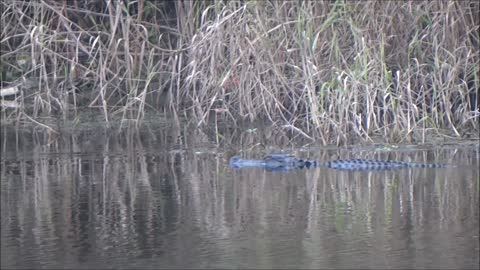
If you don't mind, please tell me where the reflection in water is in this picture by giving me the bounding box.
[1,126,479,269]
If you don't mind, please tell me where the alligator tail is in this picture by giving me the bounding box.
[322,159,448,170]
[407,162,448,168]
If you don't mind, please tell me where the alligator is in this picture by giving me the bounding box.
[229,154,448,171]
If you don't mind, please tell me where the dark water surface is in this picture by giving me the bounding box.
[1,125,479,269]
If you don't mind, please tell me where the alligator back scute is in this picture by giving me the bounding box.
[296,159,320,169]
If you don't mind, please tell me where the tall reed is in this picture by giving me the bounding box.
[1,0,478,144]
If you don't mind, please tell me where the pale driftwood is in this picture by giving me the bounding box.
[0,85,19,97]
[0,100,21,108]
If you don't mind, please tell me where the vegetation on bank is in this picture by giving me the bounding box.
[1,0,479,144]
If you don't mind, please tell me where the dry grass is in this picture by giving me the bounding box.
[1,0,478,144]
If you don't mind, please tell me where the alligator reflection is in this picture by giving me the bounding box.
[1,126,478,269]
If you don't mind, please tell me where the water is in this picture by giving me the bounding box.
[1,125,479,269]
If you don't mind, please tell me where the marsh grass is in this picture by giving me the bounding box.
[1,0,478,144]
